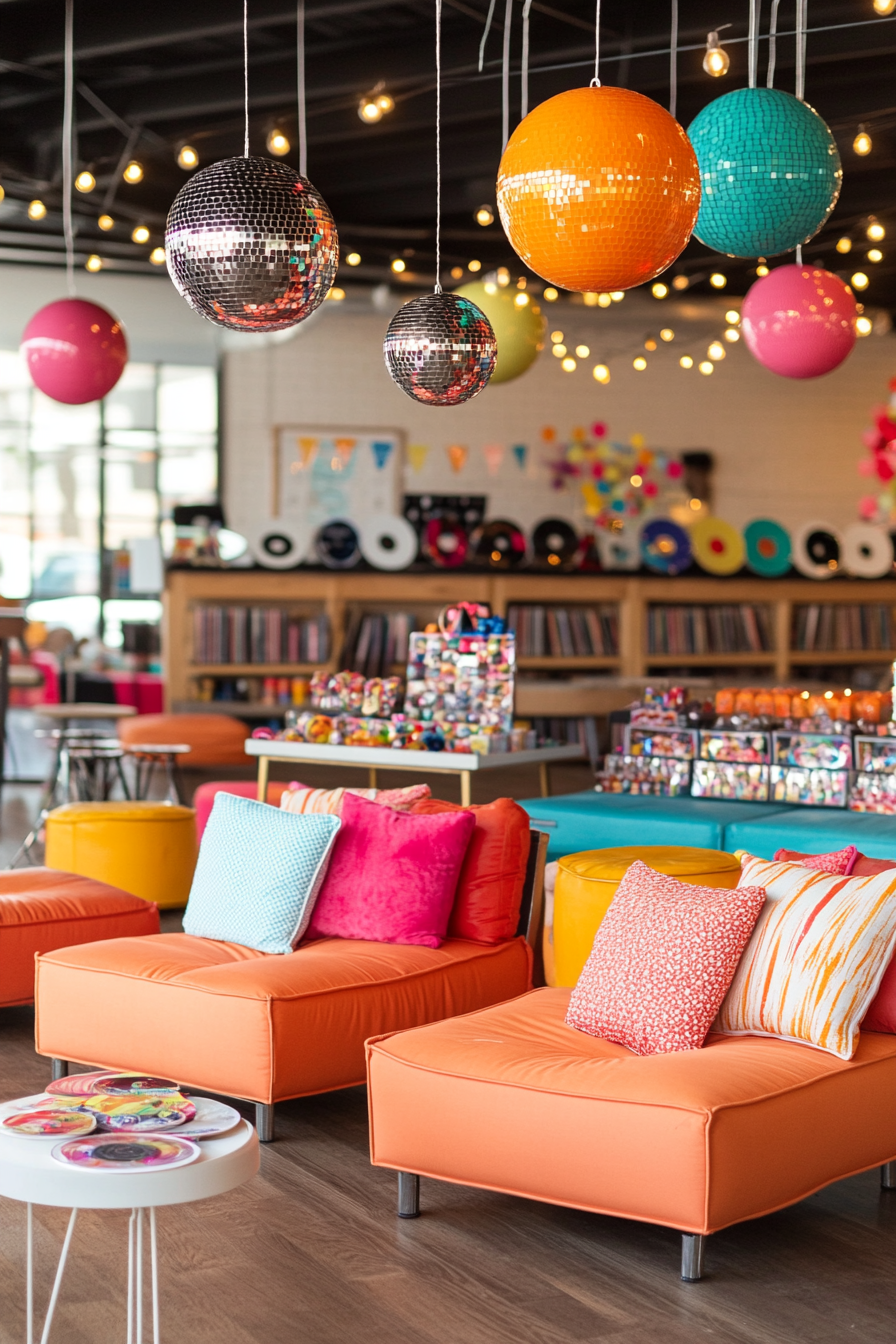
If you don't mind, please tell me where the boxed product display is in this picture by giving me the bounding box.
[771,765,850,808]
[849,733,896,813]
[623,727,697,759]
[594,754,691,797]
[772,730,853,771]
[699,730,771,763]
[404,630,515,733]
[691,760,770,802]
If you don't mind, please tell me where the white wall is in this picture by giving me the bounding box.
[222,288,896,543]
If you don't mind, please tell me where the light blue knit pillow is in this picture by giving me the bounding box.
[183,792,341,954]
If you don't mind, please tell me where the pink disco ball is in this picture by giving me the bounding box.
[741,265,856,379]
[21,299,128,404]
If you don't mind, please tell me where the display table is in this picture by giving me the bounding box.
[245,739,585,807]
[0,1110,258,1344]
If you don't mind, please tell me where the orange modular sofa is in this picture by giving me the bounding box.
[367,988,896,1281]
[0,868,159,1007]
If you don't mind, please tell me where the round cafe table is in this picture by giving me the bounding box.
[0,1109,258,1344]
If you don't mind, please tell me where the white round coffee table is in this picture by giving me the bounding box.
[0,1113,258,1344]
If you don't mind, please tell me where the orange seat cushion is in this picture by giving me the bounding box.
[367,988,896,1236]
[0,868,159,1007]
[118,714,248,768]
[35,933,532,1105]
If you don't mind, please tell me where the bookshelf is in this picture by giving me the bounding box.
[163,569,896,714]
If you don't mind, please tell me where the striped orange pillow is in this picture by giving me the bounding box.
[717,855,896,1059]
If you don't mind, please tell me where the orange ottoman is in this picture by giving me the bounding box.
[367,988,896,1280]
[0,868,159,1007]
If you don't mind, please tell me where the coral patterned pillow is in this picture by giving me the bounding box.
[773,845,857,875]
[717,855,896,1059]
[280,783,430,816]
[566,860,766,1056]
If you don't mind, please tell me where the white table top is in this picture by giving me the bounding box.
[0,1113,258,1210]
[244,738,584,772]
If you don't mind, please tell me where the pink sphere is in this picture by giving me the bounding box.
[21,299,128,404]
[741,265,856,379]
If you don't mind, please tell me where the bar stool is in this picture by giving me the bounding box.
[123,743,191,803]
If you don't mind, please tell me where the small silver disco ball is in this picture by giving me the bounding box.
[165,156,338,332]
[383,292,496,405]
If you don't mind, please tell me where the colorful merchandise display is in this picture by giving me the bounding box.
[3,1110,97,1138]
[692,760,770,802]
[624,728,697,760]
[405,630,515,735]
[594,754,691,797]
[741,266,857,379]
[851,733,896,814]
[52,1134,201,1170]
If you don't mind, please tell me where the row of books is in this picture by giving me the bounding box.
[646,604,772,656]
[192,605,330,665]
[505,605,619,657]
[340,611,416,679]
[791,603,896,652]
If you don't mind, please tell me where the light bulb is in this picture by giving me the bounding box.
[869,248,884,263]
[708,341,725,360]
[856,315,873,336]
[131,225,150,244]
[98,214,114,231]
[267,129,290,156]
[326,286,346,301]
[149,247,166,265]
[724,327,740,342]
[854,127,873,156]
[689,498,703,511]
[709,272,727,288]
[177,144,199,170]
[516,276,527,289]
[703,32,730,77]
[633,356,647,371]
[550,330,564,342]
[575,343,590,357]
[725,309,740,324]
[552,344,567,357]
[27,200,46,220]
[391,258,406,273]
[358,99,382,123]
[468,259,481,272]
[0,184,4,203]
[836,237,853,254]
[515,292,530,307]
[75,170,95,193]
[450,266,463,280]
[651,282,668,299]
[593,364,610,383]
[123,160,143,184]
[85,254,103,272]
[610,291,624,302]
[867,220,886,241]
[597,293,612,307]
[544,287,558,301]
[561,357,577,372]
[346,252,361,267]
[671,274,689,290]
[644,338,657,351]
[376,93,394,114]
[660,328,674,342]
[680,355,694,369]
[582,293,599,307]
[852,271,870,289]
[698,360,714,375]
[497,267,510,287]
[484,281,497,295]
[631,474,643,487]
[756,262,770,276]
[874,0,896,14]
[475,206,494,226]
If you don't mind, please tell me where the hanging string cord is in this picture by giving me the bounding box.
[501,0,512,148]
[767,0,781,87]
[796,0,807,101]
[62,0,75,296]
[297,0,307,175]
[669,0,678,118]
[591,0,601,86]
[521,0,533,119]
[748,0,760,88]
[478,0,497,72]
[435,0,442,292]
[243,0,250,155]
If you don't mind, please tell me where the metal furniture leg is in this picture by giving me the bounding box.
[127,1209,135,1344]
[27,1203,33,1344]
[136,1209,143,1344]
[881,1162,896,1189]
[150,1208,160,1344]
[680,1232,704,1282]
[38,1207,78,1344]
[50,1060,68,1082]
[397,1172,420,1219]
[255,1103,274,1143]
[164,757,182,804]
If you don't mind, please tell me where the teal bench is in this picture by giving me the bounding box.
[725,809,896,861]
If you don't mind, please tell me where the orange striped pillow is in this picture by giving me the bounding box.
[717,855,896,1059]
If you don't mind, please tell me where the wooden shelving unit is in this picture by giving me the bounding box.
[163,569,896,715]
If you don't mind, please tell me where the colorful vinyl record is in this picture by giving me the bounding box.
[640,518,693,575]
[315,518,361,569]
[247,518,310,570]
[174,1097,242,1139]
[423,516,468,567]
[531,518,579,570]
[690,516,746,576]
[97,1075,182,1097]
[792,520,841,579]
[47,1071,120,1098]
[744,519,792,577]
[83,1096,196,1132]
[3,1110,96,1138]
[841,523,893,579]
[52,1134,201,1170]
[357,513,418,571]
[471,519,527,569]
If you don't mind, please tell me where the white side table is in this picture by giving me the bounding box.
[0,1116,259,1344]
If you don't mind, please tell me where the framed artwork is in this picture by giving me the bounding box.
[273,425,404,535]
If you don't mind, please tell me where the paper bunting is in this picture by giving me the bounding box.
[334,437,356,468]
[483,443,504,476]
[512,444,527,469]
[371,440,393,470]
[407,443,429,473]
[293,436,318,472]
[446,443,468,474]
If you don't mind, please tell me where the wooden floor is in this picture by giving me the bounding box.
[1,784,895,1342]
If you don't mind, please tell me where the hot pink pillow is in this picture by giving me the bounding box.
[307,792,475,948]
[566,860,766,1056]
[773,845,857,875]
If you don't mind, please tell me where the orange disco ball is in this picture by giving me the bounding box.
[497,86,700,292]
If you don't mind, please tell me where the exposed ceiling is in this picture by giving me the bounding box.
[0,0,894,305]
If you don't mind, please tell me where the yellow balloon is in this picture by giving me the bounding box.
[454,281,546,384]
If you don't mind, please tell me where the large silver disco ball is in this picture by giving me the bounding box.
[165,156,338,332]
[383,292,496,405]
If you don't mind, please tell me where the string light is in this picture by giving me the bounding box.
[98,214,114,231]
[550,330,564,342]
[358,96,382,123]
[0,185,5,203]
[672,275,689,291]
[651,282,668,298]
[74,170,95,193]
[680,355,694,368]
[869,248,884,263]
[391,258,406,273]
[703,29,730,77]
[376,92,394,114]
[836,237,853,254]
[85,254,102,272]
[266,129,290,156]
[873,1,896,15]
[131,225,150,244]
[552,343,567,357]
[725,309,740,324]
[516,276,527,289]
[630,474,643,487]
[633,356,647,371]
[544,287,558,301]
[561,356,576,371]
[450,266,463,279]
[610,291,624,302]
[582,293,599,307]
[852,271,870,289]
[575,343,590,357]
[28,200,46,220]
[593,364,610,383]
[597,293,612,307]
[346,252,361,266]
[660,328,675,341]
[177,144,199,170]
[644,338,658,351]
[756,260,770,276]
[326,286,346,301]
[854,126,873,156]
[867,219,886,241]
[698,360,714,374]
[475,206,494,226]
[856,315,873,336]
[484,281,497,295]
[149,247,166,265]
[689,498,703,510]
[724,326,740,342]
[708,341,725,360]
[709,272,727,288]
[468,259,481,272]
[123,160,143,184]
[496,267,510,287]
[515,292,530,307]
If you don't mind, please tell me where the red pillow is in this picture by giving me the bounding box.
[773,845,857,875]
[774,847,895,878]
[307,792,475,948]
[411,797,530,942]
[566,860,766,1056]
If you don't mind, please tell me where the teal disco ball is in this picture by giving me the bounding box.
[688,87,841,258]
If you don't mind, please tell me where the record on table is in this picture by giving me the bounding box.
[314,518,361,569]
[640,518,693,575]
[3,1110,97,1138]
[83,1096,196,1133]
[96,1075,182,1097]
[173,1097,242,1139]
[423,516,468,567]
[744,519,792,577]
[52,1134,201,1171]
[471,519,527,569]
[47,1071,120,1098]
[531,518,579,570]
[792,521,842,579]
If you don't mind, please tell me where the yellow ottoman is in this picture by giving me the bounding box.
[45,802,197,909]
[552,846,742,988]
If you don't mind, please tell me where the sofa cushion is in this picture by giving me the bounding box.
[366,987,896,1235]
[193,781,291,840]
[773,844,858,875]
[34,931,532,1103]
[281,783,430,816]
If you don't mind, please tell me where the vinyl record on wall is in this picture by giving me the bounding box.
[792,520,842,579]
[531,518,579,570]
[744,519,792,577]
[315,518,361,569]
[246,518,310,569]
[358,513,418,571]
[471,519,527,569]
[689,516,746,576]
[841,523,894,578]
[639,518,693,575]
[423,516,469,567]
